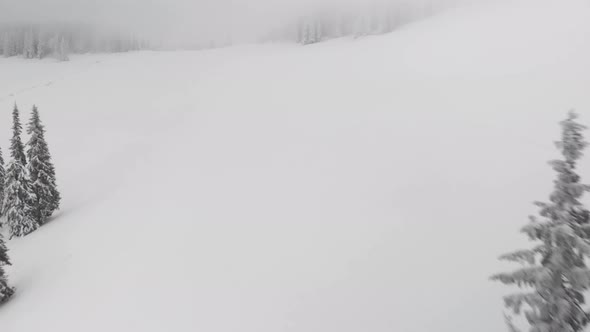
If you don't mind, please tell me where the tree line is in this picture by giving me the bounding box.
[0,104,61,303]
[262,1,443,45]
[0,23,150,61]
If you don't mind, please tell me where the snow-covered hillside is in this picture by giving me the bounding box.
[1,0,590,331]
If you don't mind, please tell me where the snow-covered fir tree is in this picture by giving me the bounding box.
[36,35,48,59]
[2,159,38,238]
[22,30,31,58]
[23,29,37,59]
[10,104,27,166]
[2,32,17,57]
[0,233,14,303]
[26,106,61,223]
[491,111,590,332]
[3,105,37,238]
[0,147,5,218]
[57,36,69,61]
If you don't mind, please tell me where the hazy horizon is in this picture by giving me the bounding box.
[0,0,489,47]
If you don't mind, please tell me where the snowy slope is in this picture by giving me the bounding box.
[1,0,590,331]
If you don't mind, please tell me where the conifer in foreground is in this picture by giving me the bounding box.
[491,111,590,332]
[26,106,61,223]
[0,234,14,303]
[2,160,38,238]
[0,147,5,218]
[3,104,37,237]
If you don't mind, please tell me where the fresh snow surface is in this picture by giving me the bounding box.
[2,0,590,331]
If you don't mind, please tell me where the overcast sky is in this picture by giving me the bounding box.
[0,0,483,47]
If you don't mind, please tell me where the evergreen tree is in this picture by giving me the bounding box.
[2,159,37,238]
[492,111,590,332]
[314,20,322,43]
[3,104,37,237]
[0,234,14,303]
[26,106,61,223]
[57,36,69,61]
[302,21,311,45]
[36,36,47,59]
[10,104,27,166]
[0,147,5,218]
[22,29,36,59]
[2,32,16,57]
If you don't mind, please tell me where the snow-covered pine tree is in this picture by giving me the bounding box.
[2,32,9,57]
[23,29,35,59]
[314,19,322,43]
[36,36,47,59]
[2,159,38,238]
[57,36,69,61]
[0,233,14,303]
[3,105,37,237]
[26,106,61,223]
[298,18,309,45]
[2,32,16,57]
[29,29,37,59]
[0,147,5,218]
[22,31,29,58]
[491,110,590,332]
[10,104,27,166]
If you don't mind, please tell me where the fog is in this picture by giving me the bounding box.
[0,0,487,47]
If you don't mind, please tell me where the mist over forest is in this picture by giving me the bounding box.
[0,0,492,53]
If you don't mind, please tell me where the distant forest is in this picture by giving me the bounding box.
[263,1,444,44]
[0,23,150,61]
[0,2,445,59]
